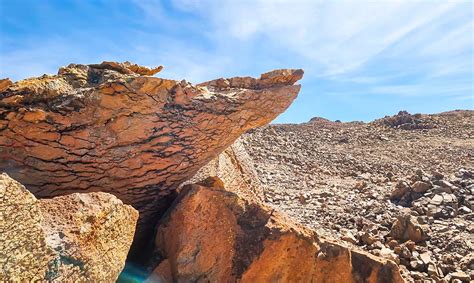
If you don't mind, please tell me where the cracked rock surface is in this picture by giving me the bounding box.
[0,61,303,249]
[0,173,138,281]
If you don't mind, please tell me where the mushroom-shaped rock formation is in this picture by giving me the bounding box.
[0,62,303,253]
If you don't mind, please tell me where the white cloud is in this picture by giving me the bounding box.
[369,83,472,97]
[171,0,471,78]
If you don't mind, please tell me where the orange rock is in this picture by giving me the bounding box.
[390,211,430,243]
[88,61,163,76]
[0,78,12,92]
[0,173,138,282]
[148,177,404,283]
[126,63,163,76]
[22,110,47,123]
[28,144,65,161]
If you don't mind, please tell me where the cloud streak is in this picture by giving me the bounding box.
[171,0,472,78]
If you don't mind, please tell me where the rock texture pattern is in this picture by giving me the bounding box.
[147,177,404,283]
[0,173,55,281]
[0,173,138,281]
[0,61,303,245]
[186,139,264,201]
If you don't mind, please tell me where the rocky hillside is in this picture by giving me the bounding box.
[235,110,473,282]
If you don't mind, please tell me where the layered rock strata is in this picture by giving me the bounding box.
[0,62,303,247]
[186,139,264,200]
[0,173,138,281]
[147,177,404,283]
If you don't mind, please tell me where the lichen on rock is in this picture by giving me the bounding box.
[0,173,56,281]
[0,173,138,281]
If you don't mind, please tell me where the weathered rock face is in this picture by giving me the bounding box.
[0,173,55,281]
[147,177,404,283]
[0,61,303,248]
[0,173,138,281]
[186,139,264,201]
[39,191,139,281]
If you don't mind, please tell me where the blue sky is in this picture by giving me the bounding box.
[1,0,473,123]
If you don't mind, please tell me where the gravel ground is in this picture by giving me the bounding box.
[241,110,474,282]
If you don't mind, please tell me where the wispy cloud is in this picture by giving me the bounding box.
[369,83,472,97]
[171,0,472,77]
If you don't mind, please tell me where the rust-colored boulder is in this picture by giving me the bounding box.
[0,62,303,246]
[0,78,12,92]
[147,177,404,283]
[0,173,138,281]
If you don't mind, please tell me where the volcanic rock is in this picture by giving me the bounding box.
[391,180,410,200]
[450,271,471,282]
[147,177,404,283]
[390,212,430,243]
[341,232,358,245]
[377,110,436,130]
[392,170,473,221]
[412,181,432,193]
[0,61,303,249]
[0,173,138,281]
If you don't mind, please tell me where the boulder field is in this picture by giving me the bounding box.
[229,110,473,282]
